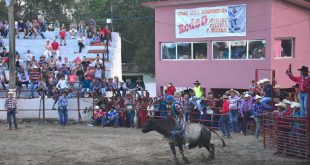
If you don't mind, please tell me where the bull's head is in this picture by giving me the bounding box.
[142,119,155,133]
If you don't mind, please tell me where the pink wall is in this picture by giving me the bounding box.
[271,0,310,88]
[154,0,276,94]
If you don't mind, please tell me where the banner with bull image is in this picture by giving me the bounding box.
[176,4,246,38]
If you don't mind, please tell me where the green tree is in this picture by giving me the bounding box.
[74,0,155,73]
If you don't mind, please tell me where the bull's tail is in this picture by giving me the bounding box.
[209,128,226,147]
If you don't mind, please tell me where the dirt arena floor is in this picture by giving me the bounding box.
[0,121,309,165]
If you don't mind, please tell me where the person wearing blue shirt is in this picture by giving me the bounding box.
[260,78,273,108]
[81,79,91,96]
[103,107,119,128]
[58,90,69,126]
[158,97,168,117]
[252,95,272,139]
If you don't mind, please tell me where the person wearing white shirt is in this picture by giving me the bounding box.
[44,39,53,58]
[56,76,69,90]
[94,66,102,80]
[56,56,64,68]
[26,50,33,69]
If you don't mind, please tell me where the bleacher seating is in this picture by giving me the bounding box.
[1,31,114,78]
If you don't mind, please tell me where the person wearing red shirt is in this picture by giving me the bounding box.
[286,65,310,117]
[51,39,60,58]
[218,95,230,137]
[165,82,176,96]
[59,28,66,46]
[99,25,110,42]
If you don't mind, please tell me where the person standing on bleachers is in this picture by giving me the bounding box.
[26,50,33,69]
[54,19,61,39]
[29,66,41,98]
[77,35,85,53]
[70,19,78,39]
[59,27,66,46]
[78,20,86,36]
[44,39,53,58]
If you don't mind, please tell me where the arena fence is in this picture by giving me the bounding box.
[262,113,310,159]
[0,89,256,131]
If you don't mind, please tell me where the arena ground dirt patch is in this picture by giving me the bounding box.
[0,122,309,165]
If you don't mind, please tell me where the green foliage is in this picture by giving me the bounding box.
[74,0,155,73]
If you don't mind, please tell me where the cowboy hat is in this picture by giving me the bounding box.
[261,78,270,83]
[282,99,292,105]
[257,79,263,85]
[94,106,100,110]
[7,91,14,95]
[193,80,201,85]
[31,65,39,69]
[229,89,240,96]
[298,66,309,73]
[275,102,287,108]
[254,95,262,100]
[244,93,251,98]
[222,95,229,99]
[290,102,300,109]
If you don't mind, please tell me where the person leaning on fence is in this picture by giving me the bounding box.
[29,66,41,98]
[58,90,69,127]
[251,95,272,140]
[5,91,18,130]
[286,65,310,117]
[218,95,230,138]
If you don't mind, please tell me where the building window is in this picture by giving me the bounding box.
[231,41,246,59]
[162,43,176,59]
[177,43,191,59]
[248,40,266,59]
[213,40,266,60]
[193,43,208,59]
[212,41,229,59]
[274,38,294,58]
[161,42,207,60]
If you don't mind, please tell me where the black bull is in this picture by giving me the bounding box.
[142,118,225,163]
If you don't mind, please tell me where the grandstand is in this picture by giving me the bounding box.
[1,31,123,79]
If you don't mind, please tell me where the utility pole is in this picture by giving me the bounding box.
[111,0,113,32]
[7,0,16,92]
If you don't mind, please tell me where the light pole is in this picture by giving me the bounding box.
[6,0,16,93]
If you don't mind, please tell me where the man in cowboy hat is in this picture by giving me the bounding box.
[260,78,273,108]
[228,89,240,134]
[57,90,69,126]
[287,65,310,117]
[240,93,253,136]
[191,80,204,112]
[218,95,230,138]
[4,91,18,130]
[252,95,272,140]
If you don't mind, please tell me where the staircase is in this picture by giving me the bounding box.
[1,32,122,79]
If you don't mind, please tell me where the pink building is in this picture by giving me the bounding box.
[143,0,310,95]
